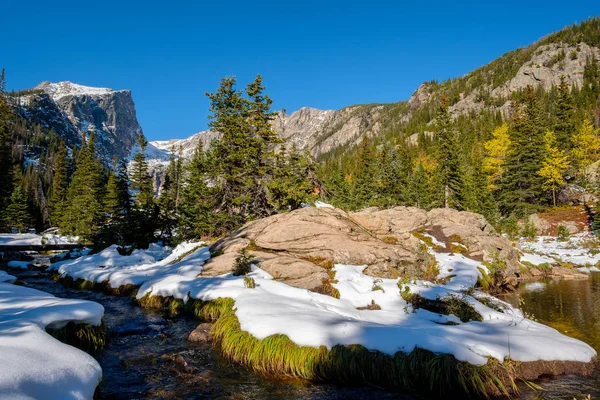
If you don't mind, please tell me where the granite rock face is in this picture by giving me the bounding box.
[16,81,145,164]
[204,206,521,290]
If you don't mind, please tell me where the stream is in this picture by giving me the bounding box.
[5,256,600,399]
[9,257,411,400]
[500,272,600,399]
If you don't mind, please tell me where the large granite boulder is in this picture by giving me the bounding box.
[204,206,520,290]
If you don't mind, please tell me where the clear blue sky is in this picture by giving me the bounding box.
[1,1,599,141]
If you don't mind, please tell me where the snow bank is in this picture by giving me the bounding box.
[0,282,104,400]
[0,271,16,283]
[6,260,31,269]
[49,239,596,368]
[136,253,596,366]
[50,242,209,289]
[520,234,600,266]
[0,233,79,246]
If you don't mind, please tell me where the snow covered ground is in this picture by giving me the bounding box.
[0,233,80,246]
[519,233,600,271]
[0,274,104,400]
[48,241,596,367]
[50,242,208,289]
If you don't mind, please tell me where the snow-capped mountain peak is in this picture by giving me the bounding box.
[35,81,123,101]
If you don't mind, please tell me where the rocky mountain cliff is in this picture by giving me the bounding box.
[14,81,147,163]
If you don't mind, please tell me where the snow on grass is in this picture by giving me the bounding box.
[0,281,103,400]
[50,242,208,289]
[48,241,597,367]
[519,233,600,266]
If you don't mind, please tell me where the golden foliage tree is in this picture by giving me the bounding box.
[483,124,510,190]
[538,131,570,206]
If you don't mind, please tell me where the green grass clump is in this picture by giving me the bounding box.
[47,321,107,354]
[137,293,234,321]
[400,291,483,323]
[478,255,506,291]
[54,273,139,297]
[211,308,518,397]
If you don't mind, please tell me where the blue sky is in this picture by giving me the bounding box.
[1,1,599,141]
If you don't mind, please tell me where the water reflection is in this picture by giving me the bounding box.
[500,273,600,399]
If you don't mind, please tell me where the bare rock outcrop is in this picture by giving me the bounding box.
[204,206,521,290]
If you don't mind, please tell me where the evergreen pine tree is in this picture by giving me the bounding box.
[245,74,281,217]
[207,77,254,225]
[99,158,131,246]
[350,135,378,209]
[268,146,318,211]
[0,85,14,229]
[129,134,156,247]
[435,96,465,209]
[179,146,221,238]
[499,86,547,216]
[49,140,68,225]
[3,185,33,231]
[130,134,155,210]
[158,149,183,240]
[60,132,105,241]
[554,76,575,149]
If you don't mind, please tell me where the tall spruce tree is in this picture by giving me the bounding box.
[158,149,183,240]
[554,76,575,149]
[99,158,131,246]
[207,77,254,225]
[3,185,33,231]
[60,133,105,240]
[49,140,68,225]
[245,74,281,217]
[499,86,547,216]
[129,134,156,247]
[350,135,378,209]
[179,146,221,238]
[268,146,318,211]
[0,83,14,228]
[435,97,464,209]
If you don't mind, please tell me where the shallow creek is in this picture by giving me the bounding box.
[9,260,411,400]
[7,257,599,400]
[500,272,600,399]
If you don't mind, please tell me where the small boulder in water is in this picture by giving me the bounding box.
[188,323,213,343]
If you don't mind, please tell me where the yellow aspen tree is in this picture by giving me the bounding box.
[538,131,570,206]
[483,124,510,190]
[571,119,600,185]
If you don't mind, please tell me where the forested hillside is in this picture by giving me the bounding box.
[318,17,600,229]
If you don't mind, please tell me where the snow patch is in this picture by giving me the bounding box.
[0,282,104,400]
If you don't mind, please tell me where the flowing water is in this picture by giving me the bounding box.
[500,273,600,399]
[8,259,411,400]
[6,256,600,399]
